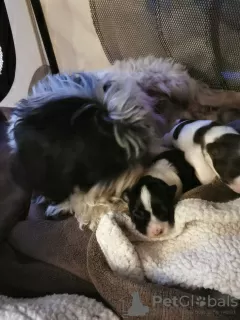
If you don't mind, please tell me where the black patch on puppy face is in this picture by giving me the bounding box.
[193,121,221,144]
[11,97,141,202]
[124,176,176,235]
[206,134,240,184]
[172,120,196,140]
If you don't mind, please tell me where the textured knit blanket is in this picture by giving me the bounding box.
[96,195,240,299]
[0,294,119,320]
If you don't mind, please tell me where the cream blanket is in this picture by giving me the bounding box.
[0,294,119,320]
[96,197,240,299]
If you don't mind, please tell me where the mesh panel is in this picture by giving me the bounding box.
[90,0,240,90]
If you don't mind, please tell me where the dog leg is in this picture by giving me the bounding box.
[195,87,240,109]
[45,200,73,220]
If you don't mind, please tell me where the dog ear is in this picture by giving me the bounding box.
[168,185,177,198]
[206,142,225,159]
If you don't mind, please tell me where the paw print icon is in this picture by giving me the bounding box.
[195,296,206,307]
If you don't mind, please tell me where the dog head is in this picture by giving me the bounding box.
[8,73,159,202]
[123,175,176,238]
[206,133,240,193]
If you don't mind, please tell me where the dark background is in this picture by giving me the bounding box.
[0,0,16,103]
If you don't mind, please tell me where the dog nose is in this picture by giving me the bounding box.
[147,222,169,238]
[153,227,163,236]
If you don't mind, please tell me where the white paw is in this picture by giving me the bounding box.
[45,201,72,217]
[89,218,100,231]
[33,195,47,205]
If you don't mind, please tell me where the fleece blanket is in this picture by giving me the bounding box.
[1,110,240,319]
[0,294,119,320]
[96,187,240,299]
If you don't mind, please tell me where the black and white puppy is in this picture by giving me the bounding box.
[163,119,240,193]
[123,149,200,238]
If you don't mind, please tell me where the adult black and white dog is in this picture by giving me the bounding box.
[163,119,240,193]
[123,149,200,238]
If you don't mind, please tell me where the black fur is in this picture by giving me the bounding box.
[124,149,200,235]
[10,97,147,203]
[193,121,221,144]
[172,119,196,140]
[124,175,176,235]
[153,149,201,193]
[206,133,240,184]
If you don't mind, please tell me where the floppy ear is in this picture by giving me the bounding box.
[168,185,177,198]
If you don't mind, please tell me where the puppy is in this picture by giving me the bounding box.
[123,149,200,238]
[163,119,240,193]
[8,72,163,227]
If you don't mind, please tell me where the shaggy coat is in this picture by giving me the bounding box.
[8,56,240,229]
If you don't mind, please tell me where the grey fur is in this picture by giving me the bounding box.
[8,71,161,160]
[9,56,220,230]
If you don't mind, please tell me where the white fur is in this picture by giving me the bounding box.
[163,120,218,184]
[141,186,171,237]
[7,56,219,229]
[45,200,72,217]
[140,186,152,213]
[140,162,181,238]
[147,159,183,197]
[203,125,238,145]
[8,72,159,161]
[228,176,240,194]
[103,56,198,103]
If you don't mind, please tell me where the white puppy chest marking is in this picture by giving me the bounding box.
[140,186,152,213]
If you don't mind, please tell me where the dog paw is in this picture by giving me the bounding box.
[32,195,47,205]
[45,201,72,220]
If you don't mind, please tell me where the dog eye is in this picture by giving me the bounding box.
[132,209,146,219]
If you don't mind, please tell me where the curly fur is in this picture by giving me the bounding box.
[9,56,240,230]
[8,71,162,228]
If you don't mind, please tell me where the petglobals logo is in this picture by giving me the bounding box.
[152,294,239,308]
[120,291,238,318]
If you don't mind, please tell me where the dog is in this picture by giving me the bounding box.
[8,56,240,230]
[163,119,240,193]
[123,149,200,238]
[8,72,164,229]
[102,56,240,124]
